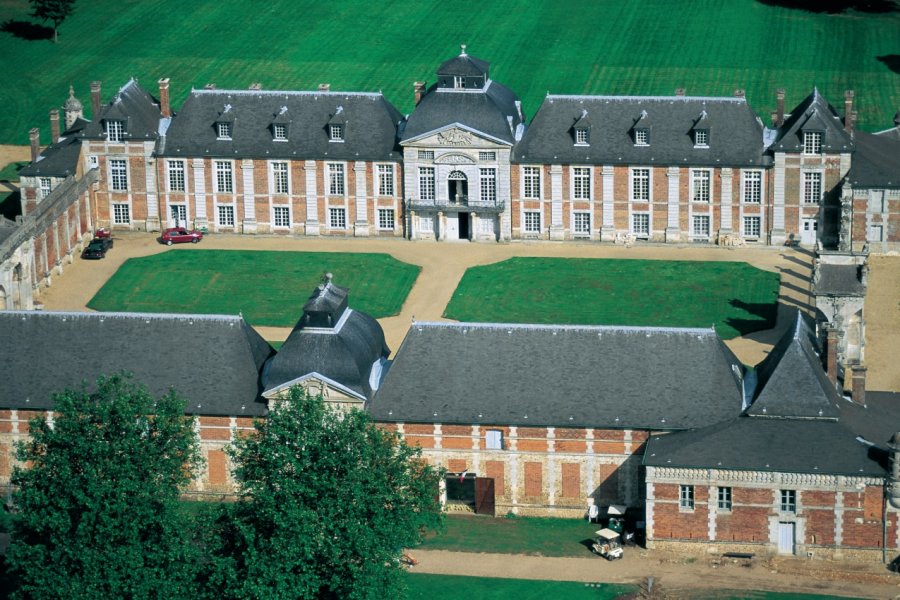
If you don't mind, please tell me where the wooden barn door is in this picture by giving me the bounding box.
[474,477,495,516]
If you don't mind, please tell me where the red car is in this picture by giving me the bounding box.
[160,227,203,245]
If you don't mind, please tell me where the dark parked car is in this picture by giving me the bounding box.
[81,237,113,260]
[160,227,203,245]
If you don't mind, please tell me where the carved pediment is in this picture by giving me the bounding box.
[434,152,476,165]
[437,128,474,146]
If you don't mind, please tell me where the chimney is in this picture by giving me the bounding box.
[49,109,60,144]
[675,88,685,97]
[850,364,867,405]
[249,82,262,91]
[843,90,854,132]
[825,326,839,387]
[90,81,102,119]
[158,78,171,118]
[414,81,427,105]
[318,83,330,92]
[733,89,746,99]
[29,128,40,162]
[775,88,785,127]
[204,83,216,90]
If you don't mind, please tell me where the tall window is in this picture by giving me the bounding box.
[524,211,541,233]
[523,166,541,199]
[634,128,649,146]
[803,172,822,204]
[217,122,232,140]
[327,163,345,196]
[329,124,344,141]
[377,164,394,196]
[680,485,695,510]
[377,208,395,230]
[480,168,496,203]
[694,129,709,147]
[717,487,732,511]
[453,76,465,89]
[272,161,289,194]
[632,213,650,236]
[692,214,710,237]
[418,167,435,201]
[217,205,235,226]
[105,120,124,142]
[743,216,761,238]
[803,131,822,155]
[215,161,233,194]
[573,212,591,235]
[573,167,591,200]
[112,203,130,224]
[742,170,761,203]
[110,159,128,191]
[273,124,287,141]
[167,160,186,192]
[273,206,290,228]
[692,169,711,203]
[780,489,796,513]
[39,178,52,199]
[328,207,346,229]
[631,168,650,201]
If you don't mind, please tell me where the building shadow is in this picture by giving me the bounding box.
[0,20,53,41]
[777,266,812,284]
[727,299,779,336]
[757,0,899,13]
[877,55,900,74]
[0,192,21,222]
[779,252,814,271]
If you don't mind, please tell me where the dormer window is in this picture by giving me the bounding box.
[575,128,589,146]
[803,131,822,155]
[329,124,344,142]
[217,122,232,140]
[453,76,465,89]
[694,129,709,147]
[273,123,288,141]
[635,128,649,146]
[572,109,591,146]
[105,120,125,142]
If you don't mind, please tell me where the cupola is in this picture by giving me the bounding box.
[436,45,490,90]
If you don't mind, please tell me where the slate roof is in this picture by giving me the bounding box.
[513,95,767,167]
[370,322,745,429]
[81,79,163,141]
[0,217,17,245]
[437,52,490,77]
[847,130,900,188]
[161,89,403,161]
[770,89,853,154]
[815,264,865,296]
[0,311,274,416]
[839,391,900,450]
[18,133,82,178]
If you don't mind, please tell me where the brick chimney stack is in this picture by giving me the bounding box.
[844,90,855,133]
[29,128,40,162]
[675,88,685,97]
[825,326,839,387]
[158,78,171,118]
[775,88,785,127]
[318,83,330,92]
[90,81,102,120]
[49,109,60,144]
[249,82,262,91]
[851,364,867,405]
[733,89,746,99]
[414,81,427,105]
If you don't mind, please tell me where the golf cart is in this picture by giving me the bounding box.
[592,528,624,560]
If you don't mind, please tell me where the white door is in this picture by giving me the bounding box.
[800,219,817,245]
[445,213,459,240]
[170,205,187,228]
[778,522,795,554]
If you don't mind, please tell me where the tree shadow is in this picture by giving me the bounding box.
[0,20,53,41]
[877,55,900,74]
[757,0,900,13]
[727,298,779,335]
[0,192,21,222]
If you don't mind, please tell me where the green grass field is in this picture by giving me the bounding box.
[0,0,897,145]
[406,574,633,599]
[443,258,780,339]
[86,250,419,327]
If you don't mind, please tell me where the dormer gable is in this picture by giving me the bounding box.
[771,88,853,154]
[692,110,710,147]
[572,109,591,146]
[271,106,291,141]
[301,273,349,328]
[632,110,651,146]
[327,106,347,142]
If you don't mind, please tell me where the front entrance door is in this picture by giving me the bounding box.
[800,218,817,245]
[448,171,468,205]
[445,473,476,511]
[170,205,187,228]
[474,477,495,516]
[458,212,470,240]
[778,522,795,554]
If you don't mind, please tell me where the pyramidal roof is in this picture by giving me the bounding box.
[770,88,853,153]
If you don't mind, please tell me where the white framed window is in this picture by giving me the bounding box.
[485,429,504,450]
[718,487,732,511]
[217,122,232,140]
[803,131,822,155]
[377,208,395,230]
[803,172,822,204]
[377,164,394,196]
[869,224,884,242]
[632,213,650,237]
[328,207,346,229]
[694,129,709,147]
[453,75,465,89]
[742,170,762,203]
[215,161,233,194]
[327,163,345,196]
[329,124,344,142]
[523,166,541,199]
[691,169,711,203]
[573,212,591,235]
[524,210,541,233]
[39,177,52,199]
[88,155,99,169]
[273,206,290,228]
[680,485,695,510]
[169,204,187,226]
[272,161,289,195]
[743,216,761,238]
[105,120,124,142]
[478,151,496,161]
[273,123,287,141]
[110,159,128,191]
[217,205,235,227]
[417,150,434,160]
[780,489,796,513]
[573,167,591,200]
[631,168,650,201]
[692,214,710,237]
[112,203,130,225]
[418,167,435,201]
[575,128,589,145]
[634,128,649,146]
[480,168,496,204]
[167,160,185,192]
[419,215,433,231]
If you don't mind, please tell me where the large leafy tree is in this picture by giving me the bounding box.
[28,0,75,43]
[6,374,203,599]
[208,388,443,599]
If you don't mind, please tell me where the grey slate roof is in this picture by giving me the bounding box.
[746,312,841,419]
[437,53,490,77]
[839,391,900,450]
[19,133,82,178]
[370,322,745,430]
[0,311,274,416]
[815,264,865,296]
[81,79,163,141]
[847,130,900,188]
[770,89,853,153]
[513,95,767,167]
[0,217,17,245]
[161,89,403,161]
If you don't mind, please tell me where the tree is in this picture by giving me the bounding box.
[29,0,76,43]
[6,374,203,599]
[207,388,443,599]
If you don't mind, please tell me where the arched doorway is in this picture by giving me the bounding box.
[448,171,468,205]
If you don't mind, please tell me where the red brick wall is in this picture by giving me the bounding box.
[561,462,580,498]
[524,462,542,498]
[485,460,505,496]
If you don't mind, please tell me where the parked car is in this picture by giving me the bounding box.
[81,237,113,260]
[94,227,111,239]
[160,227,203,245]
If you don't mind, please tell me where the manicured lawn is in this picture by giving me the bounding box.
[0,161,27,181]
[443,258,780,339]
[0,0,898,146]
[87,250,419,327]
[405,574,633,599]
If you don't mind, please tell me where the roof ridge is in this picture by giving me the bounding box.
[1,310,243,322]
[192,89,384,99]
[547,94,746,104]
[412,321,715,335]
